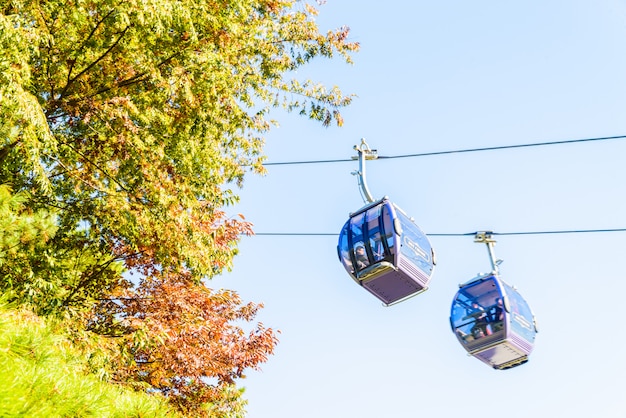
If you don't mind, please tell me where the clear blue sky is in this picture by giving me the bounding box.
[214,1,626,416]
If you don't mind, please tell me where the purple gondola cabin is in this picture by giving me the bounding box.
[337,197,436,306]
[450,273,538,370]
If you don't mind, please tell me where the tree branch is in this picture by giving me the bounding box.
[62,254,123,307]
[65,9,118,89]
[0,140,20,165]
[88,49,185,99]
[61,24,132,99]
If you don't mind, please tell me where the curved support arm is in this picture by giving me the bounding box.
[474,231,502,276]
[352,139,378,204]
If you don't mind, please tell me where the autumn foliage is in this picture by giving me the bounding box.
[113,275,278,415]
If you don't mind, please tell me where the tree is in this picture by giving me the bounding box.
[0,185,61,311]
[1,0,358,414]
[111,276,278,416]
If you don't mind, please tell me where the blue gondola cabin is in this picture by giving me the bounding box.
[450,273,538,370]
[337,197,436,306]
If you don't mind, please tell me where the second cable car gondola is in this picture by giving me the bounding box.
[449,232,538,370]
[336,140,435,306]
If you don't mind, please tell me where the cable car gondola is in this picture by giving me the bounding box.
[337,140,436,306]
[449,232,538,370]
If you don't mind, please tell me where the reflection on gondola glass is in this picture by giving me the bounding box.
[396,211,432,272]
[503,282,536,343]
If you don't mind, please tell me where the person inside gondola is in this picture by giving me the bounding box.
[369,237,384,261]
[355,245,369,270]
[490,298,505,332]
[470,301,492,338]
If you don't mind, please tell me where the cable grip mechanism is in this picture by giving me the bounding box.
[351,138,378,204]
[474,231,503,276]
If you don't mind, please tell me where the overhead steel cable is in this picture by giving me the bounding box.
[262,157,351,166]
[252,228,626,237]
[253,134,626,237]
[261,134,626,166]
